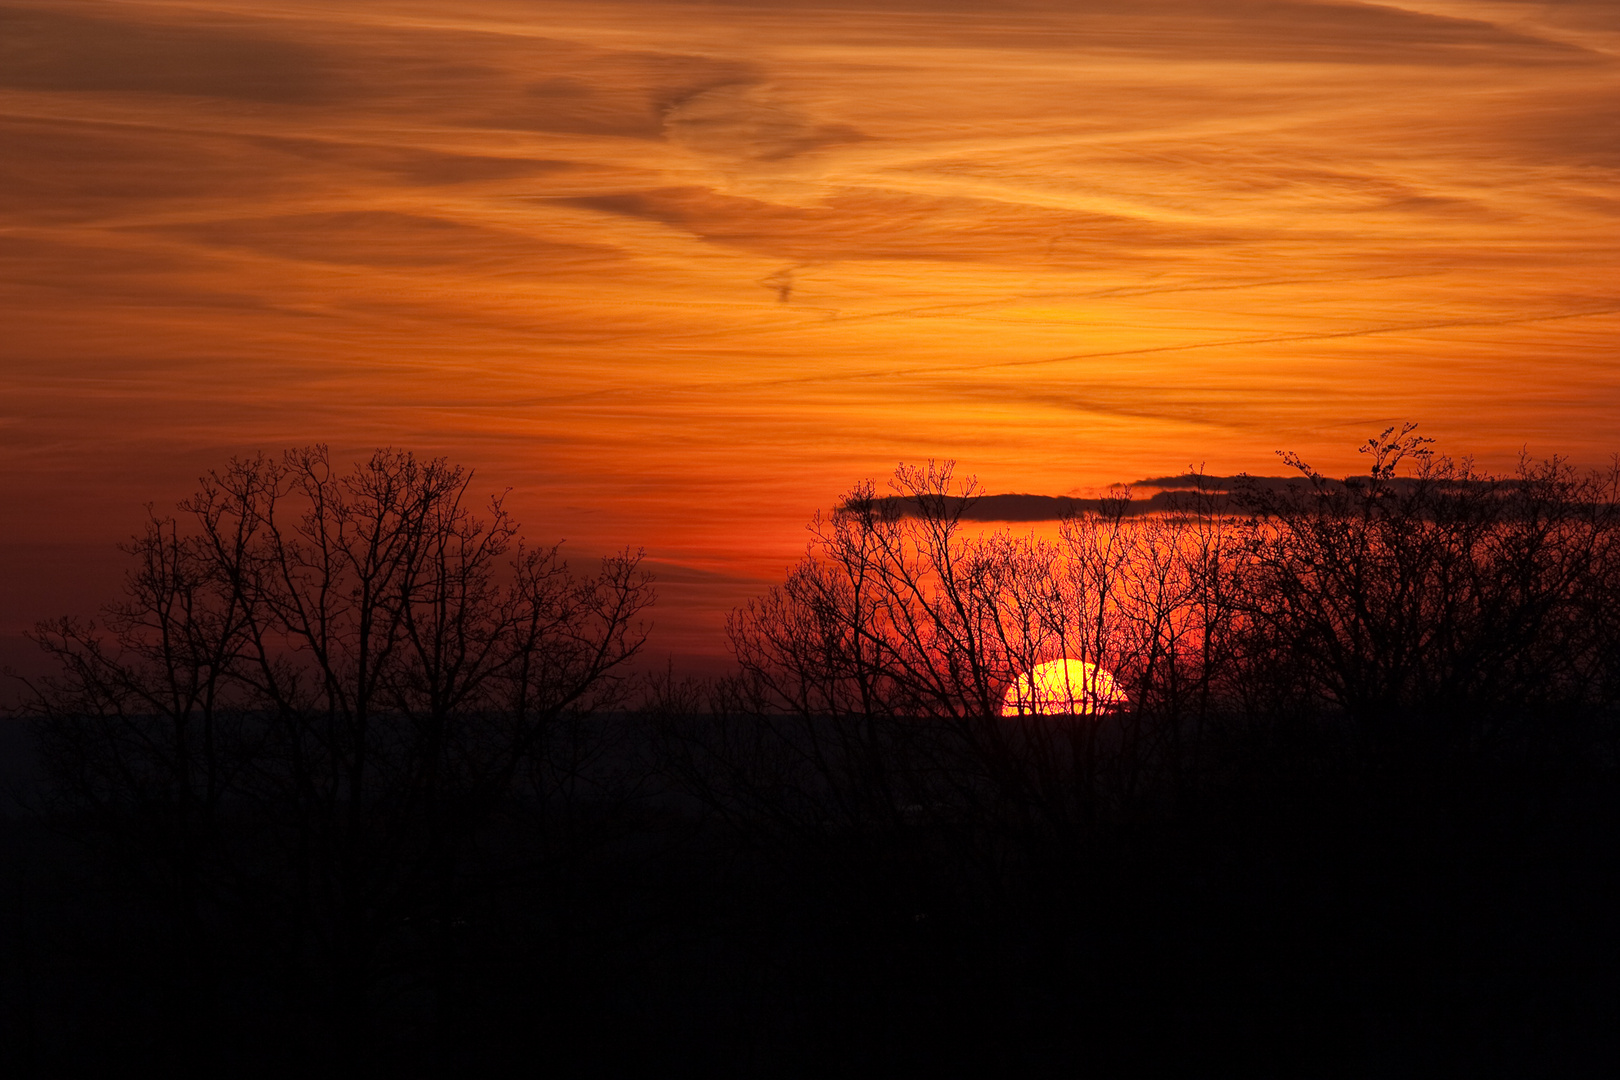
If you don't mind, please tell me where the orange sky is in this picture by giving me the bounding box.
[2,0,1617,676]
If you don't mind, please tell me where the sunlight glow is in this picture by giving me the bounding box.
[1001,659,1125,717]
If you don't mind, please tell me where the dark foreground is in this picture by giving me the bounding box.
[2,706,1616,1079]
[5,438,1619,1075]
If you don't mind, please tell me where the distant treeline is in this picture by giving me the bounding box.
[4,427,1618,1076]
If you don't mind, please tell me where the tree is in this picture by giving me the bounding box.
[692,431,1620,844]
[655,433,1620,1076]
[707,461,1240,848]
[20,446,653,1062]
[1230,425,1620,743]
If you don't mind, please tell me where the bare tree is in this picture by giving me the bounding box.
[20,447,653,1058]
[1230,425,1620,743]
[715,463,1218,844]
[700,431,1620,842]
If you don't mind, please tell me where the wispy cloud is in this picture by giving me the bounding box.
[1,0,1616,663]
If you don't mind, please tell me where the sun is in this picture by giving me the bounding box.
[1001,658,1125,717]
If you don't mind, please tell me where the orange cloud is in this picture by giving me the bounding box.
[1,0,1616,679]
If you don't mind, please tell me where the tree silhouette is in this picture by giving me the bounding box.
[658,431,1620,1072]
[14,430,1620,1075]
[1231,425,1620,740]
[19,447,653,1065]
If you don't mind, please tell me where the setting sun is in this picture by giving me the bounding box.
[1001,658,1126,717]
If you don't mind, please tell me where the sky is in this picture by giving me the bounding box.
[2,0,1617,677]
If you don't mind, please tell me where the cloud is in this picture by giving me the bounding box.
[0,5,341,102]
[855,491,1180,521]
[134,211,621,271]
[255,137,575,186]
[0,116,293,222]
[562,186,1231,263]
[0,117,582,225]
[1497,84,1620,168]
[4,0,1617,674]
[489,49,756,138]
[640,0,1600,65]
[1104,1,1600,65]
[867,471,1526,521]
[663,82,865,161]
[0,233,271,310]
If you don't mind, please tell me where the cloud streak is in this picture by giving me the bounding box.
[1,0,1616,665]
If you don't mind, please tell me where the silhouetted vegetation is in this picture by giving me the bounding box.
[4,448,653,1075]
[4,430,1618,1076]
